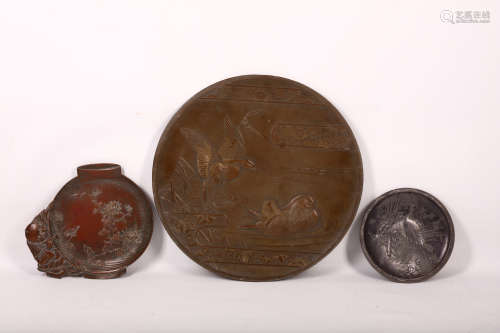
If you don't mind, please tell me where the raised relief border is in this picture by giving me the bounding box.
[280,166,362,176]
[194,246,319,268]
[198,84,325,105]
[271,123,353,151]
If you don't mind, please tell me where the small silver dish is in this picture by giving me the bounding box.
[360,188,454,282]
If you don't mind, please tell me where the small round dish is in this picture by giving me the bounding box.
[360,188,454,283]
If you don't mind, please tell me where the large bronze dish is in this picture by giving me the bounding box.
[153,75,363,281]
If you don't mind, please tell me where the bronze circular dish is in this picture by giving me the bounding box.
[360,188,454,283]
[153,75,363,281]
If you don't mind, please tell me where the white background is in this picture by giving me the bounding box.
[1,1,499,332]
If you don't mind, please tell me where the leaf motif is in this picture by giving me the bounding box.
[180,127,212,178]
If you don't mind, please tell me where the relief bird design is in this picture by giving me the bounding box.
[238,108,265,141]
[247,194,320,235]
[376,205,430,258]
[373,203,438,275]
[384,205,425,259]
[180,114,256,208]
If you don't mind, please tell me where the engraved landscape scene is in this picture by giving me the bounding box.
[155,77,363,279]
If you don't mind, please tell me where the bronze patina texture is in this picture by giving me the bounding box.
[153,75,363,281]
[360,188,454,283]
[26,163,153,278]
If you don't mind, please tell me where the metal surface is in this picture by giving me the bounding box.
[153,75,363,281]
[360,188,454,283]
[26,163,153,278]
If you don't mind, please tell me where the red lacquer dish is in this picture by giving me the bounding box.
[26,164,153,279]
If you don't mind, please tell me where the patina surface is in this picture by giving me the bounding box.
[360,188,454,283]
[26,163,153,278]
[153,75,363,281]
